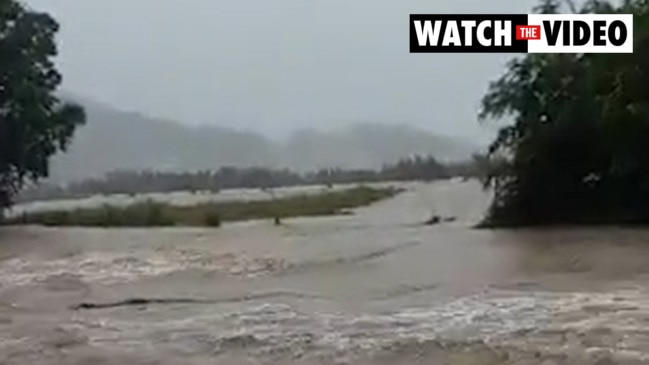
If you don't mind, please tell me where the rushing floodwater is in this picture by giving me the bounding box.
[3,180,649,364]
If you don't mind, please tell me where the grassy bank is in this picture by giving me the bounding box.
[4,186,401,227]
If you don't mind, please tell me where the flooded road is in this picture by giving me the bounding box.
[3,180,649,364]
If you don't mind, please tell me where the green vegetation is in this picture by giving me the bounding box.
[0,1,85,210]
[4,186,401,227]
[479,0,649,227]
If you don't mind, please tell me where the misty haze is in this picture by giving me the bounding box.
[3,0,649,365]
[24,0,537,184]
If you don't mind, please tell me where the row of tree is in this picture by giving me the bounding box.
[17,155,488,202]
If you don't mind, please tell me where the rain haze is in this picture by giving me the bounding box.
[26,0,537,143]
[8,1,649,365]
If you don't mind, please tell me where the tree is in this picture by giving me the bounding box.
[480,0,649,226]
[0,1,85,210]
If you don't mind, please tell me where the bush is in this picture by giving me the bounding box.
[203,210,222,227]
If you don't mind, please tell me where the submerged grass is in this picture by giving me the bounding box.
[5,186,401,228]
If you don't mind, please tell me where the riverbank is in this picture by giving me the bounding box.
[3,186,401,227]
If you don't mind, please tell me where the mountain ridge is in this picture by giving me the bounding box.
[49,95,481,183]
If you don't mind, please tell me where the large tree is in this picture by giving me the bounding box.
[480,0,649,226]
[0,1,85,210]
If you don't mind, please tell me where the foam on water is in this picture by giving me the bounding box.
[60,288,649,362]
[0,250,287,287]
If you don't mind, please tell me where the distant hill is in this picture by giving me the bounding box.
[281,123,478,171]
[48,96,480,183]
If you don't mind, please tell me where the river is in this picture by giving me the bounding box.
[2,180,649,364]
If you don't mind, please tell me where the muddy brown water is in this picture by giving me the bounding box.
[3,180,649,364]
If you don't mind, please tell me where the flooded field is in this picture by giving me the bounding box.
[8,182,401,216]
[2,180,649,364]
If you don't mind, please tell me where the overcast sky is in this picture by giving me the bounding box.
[25,0,539,144]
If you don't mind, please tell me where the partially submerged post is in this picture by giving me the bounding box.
[264,185,282,226]
[424,214,457,226]
[425,215,442,225]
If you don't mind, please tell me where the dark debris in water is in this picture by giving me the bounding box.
[423,215,457,226]
[71,298,212,310]
[70,291,324,311]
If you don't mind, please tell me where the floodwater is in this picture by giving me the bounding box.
[3,180,649,364]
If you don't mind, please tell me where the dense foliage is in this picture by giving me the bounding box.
[480,0,649,226]
[0,1,85,209]
[17,155,486,202]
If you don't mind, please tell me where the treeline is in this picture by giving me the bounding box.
[17,155,488,203]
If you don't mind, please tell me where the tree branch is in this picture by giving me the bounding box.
[564,0,578,13]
